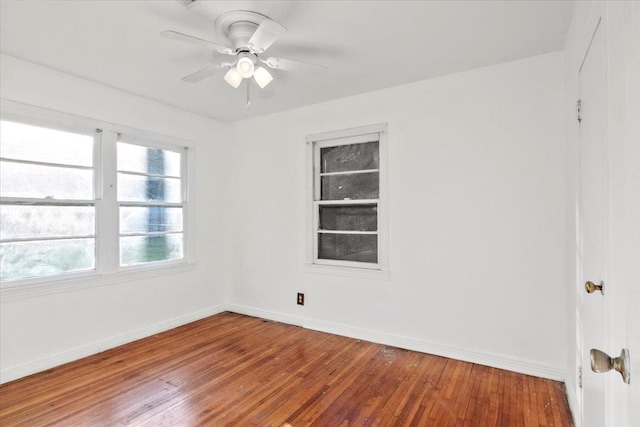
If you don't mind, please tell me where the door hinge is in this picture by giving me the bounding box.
[576,99,582,123]
[578,365,583,388]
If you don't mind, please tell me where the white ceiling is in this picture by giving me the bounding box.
[0,0,575,122]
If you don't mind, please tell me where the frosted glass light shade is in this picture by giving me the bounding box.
[253,67,273,88]
[237,56,255,78]
[224,67,242,88]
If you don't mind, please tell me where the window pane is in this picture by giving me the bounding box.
[318,233,377,263]
[117,173,181,203]
[120,206,182,234]
[0,120,93,166]
[321,141,379,173]
[120,234,183,266]
[0,205,94,240]
[0,161,93,199]
[0,238,95,281]
[117,142,181,177]
[319,205,377,231]
[321,172,379,200]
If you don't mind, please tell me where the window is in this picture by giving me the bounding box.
[0,121,97,281]
[0,110,192,286]
[117,140,185,266]
[306,124,388,276]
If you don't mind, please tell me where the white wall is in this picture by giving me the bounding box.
[227,52,568,379]
[0,54,233,382]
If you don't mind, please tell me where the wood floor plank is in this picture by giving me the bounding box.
[0,312,574,426]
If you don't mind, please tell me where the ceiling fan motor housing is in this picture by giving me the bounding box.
[228,21,258,51]
[215,10,269,52]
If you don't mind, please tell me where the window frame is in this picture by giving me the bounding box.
[0,120,100,281]
[0,100,196,293]
[305,123,389,279]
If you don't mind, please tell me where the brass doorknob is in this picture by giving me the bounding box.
[585,280,604,295]
[590,348,631,384]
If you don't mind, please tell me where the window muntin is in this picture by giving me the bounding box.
[0,120,96,281]
[117,141,185,267]
[312,132,384,269]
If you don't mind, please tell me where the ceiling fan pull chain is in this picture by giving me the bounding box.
[246,80,251,110]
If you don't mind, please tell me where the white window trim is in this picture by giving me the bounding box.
[0,99,197,297]
[305,123,389,279]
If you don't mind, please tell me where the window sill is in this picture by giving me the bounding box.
[304,263,390,280]
[0,262,197,302]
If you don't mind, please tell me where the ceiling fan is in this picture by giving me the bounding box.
[162,10,327,99]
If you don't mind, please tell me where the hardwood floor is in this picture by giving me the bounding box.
[0,312,574,426]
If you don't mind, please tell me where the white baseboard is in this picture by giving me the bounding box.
[0,304,227,384]
[1,303,567,386]
[226,303,566,382]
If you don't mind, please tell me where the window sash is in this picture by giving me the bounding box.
[116,141,187,201]
[0,129,97,223]
[313,203,380,265]
[314,141,379,203]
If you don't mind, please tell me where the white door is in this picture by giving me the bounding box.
[579,4,640,427]
[578,17,607,427]
[607,3,640,426]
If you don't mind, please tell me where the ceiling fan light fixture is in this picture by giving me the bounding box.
[237,55,255,78]
[253,66,273,88]
[224,67,243,88]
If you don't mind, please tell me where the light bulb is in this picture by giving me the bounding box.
[237,56,255,78]
[224,67,242,88]
[253,67,273,89]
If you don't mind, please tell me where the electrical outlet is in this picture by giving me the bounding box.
[297,293,304,305]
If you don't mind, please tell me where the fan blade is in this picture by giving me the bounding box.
[261,57,327,75]
[162,30,235,55]
[247,19,286,54]
[182,64,229,83]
